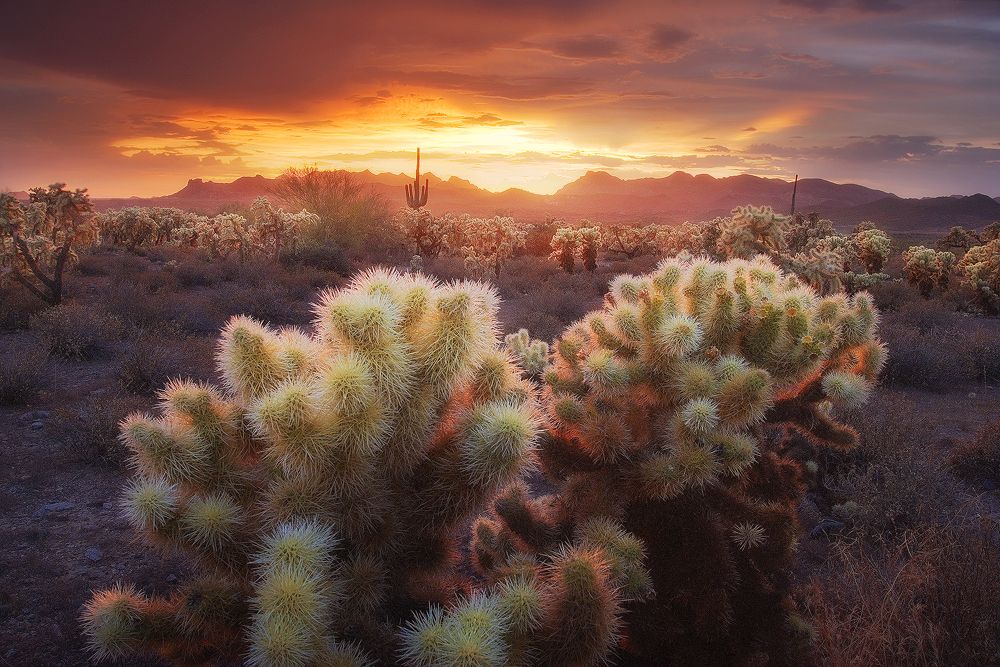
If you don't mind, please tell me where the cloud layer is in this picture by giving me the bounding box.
[0,0,997,197]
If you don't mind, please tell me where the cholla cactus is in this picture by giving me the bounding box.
[600,224,663,259]
[786,213,835,254]
[716,205,789,259]
[82,269,547,665]
[577,226,600,272]
[549,227,580,273]
[0,184,98,305]
[981,221,1000,243]
[247,197,316,260]
[392,207,453,258]
[460,215,529,280]
[97,207,200,250]
[937,225,980,253]
[851,227,892,274]
[958,239,1000,313]
[488,255,884,663]
[505,329,549,379]
[903,245,956,297]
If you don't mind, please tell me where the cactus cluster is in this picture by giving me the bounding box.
[599,223,665,259]
[902,245,956,297]
[504,328,550,379]
[460,215,529,280]
[0,183,98,304]
[549,226,600,273]
[391,207,456,258]
[82,269,549,665]
[493,254,885,663]
[96,207,200,250]
[170,198,317,261]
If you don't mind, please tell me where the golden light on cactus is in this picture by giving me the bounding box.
[84,267,547,665]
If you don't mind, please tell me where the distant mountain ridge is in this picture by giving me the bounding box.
[90,170,1000,233]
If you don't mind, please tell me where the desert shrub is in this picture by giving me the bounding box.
[799,525,1000,666]
[172,256,224,287]
[600,223,664,259]
[279,240,352,275]
[0,286,47,330]
[0,340,48,405]
[832,395,967,534]
[880,325,961,391]
[30,303,122,359]
[51,393,142,466]
[949,416,1000,489]
[209,282,298,325]
[937,225,980,253]
[867,277,916,312]
[964,322,1000,384]
[269,167,388,248]
[116,334,187,395]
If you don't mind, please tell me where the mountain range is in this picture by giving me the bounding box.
[88,170,1000,232]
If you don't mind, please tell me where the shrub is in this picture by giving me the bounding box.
[30,303,122,359]
[116,334,186,395]
[280,241,352,276]
[269,167,388,249]
[51,393,141,467]
[799,526,1000,666]
[0,340,48,405]
[949,416,1000,489]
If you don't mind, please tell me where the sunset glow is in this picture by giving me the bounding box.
[1,1,998,198]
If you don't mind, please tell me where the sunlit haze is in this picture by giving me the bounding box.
[1,0,998,198]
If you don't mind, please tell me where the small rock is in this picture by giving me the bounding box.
[166,574,177,583]
[85,547,103,562]
[43,501,75,513]
[102,501,113,512]
[30,421,43,431]
[969,391,978,399]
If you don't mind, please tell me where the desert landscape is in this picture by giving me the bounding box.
[1,1,998,666]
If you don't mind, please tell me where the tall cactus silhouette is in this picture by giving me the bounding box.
[405,148,429,209]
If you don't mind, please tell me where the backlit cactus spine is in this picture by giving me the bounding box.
[489,255,884,664]
[82,268,544,665]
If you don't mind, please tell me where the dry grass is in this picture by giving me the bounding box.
[799,524,1000,667]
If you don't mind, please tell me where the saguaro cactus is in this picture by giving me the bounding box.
[405,148,429,209]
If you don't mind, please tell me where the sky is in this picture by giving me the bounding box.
[1,0,998,198]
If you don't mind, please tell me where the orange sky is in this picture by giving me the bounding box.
[1,0,998,198]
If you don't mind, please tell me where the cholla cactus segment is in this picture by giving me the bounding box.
[83,267,545,664]
[903,245,957,297]
[958,239,1000,313]
[730,522,767,551]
